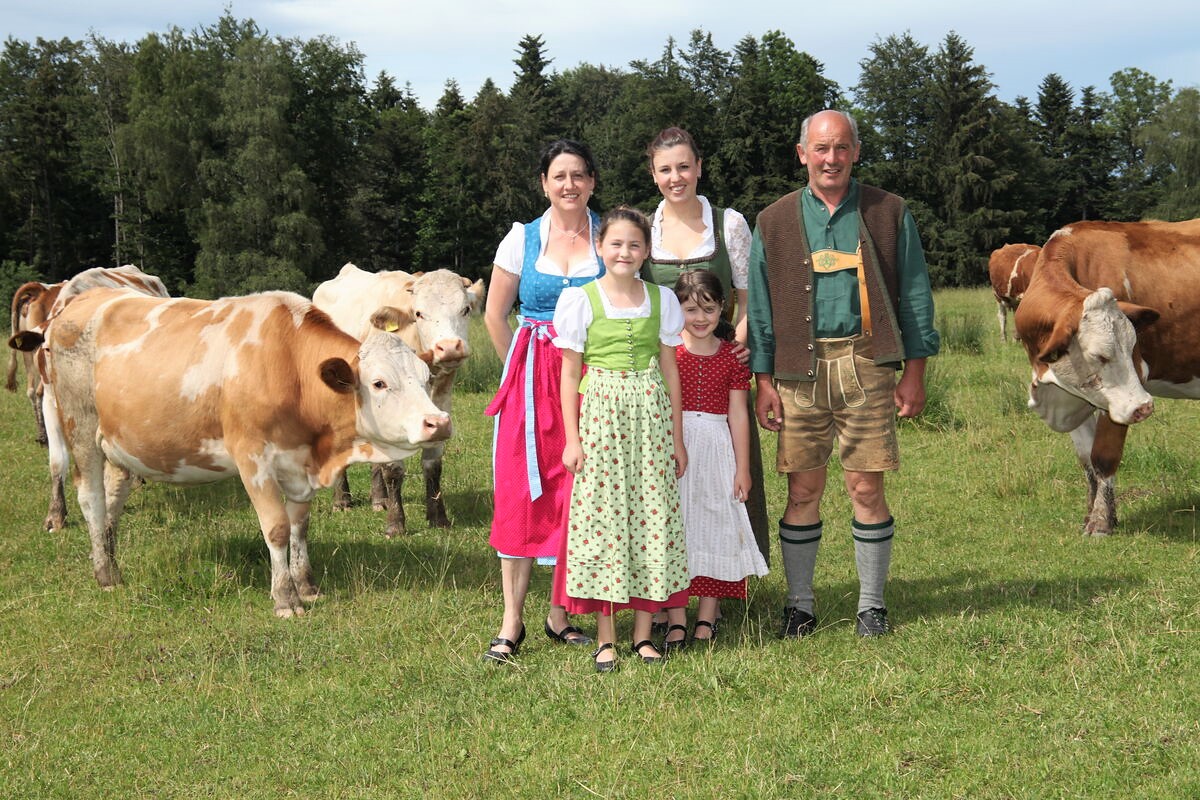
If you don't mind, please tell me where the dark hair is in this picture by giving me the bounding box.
[598,205,652,245]
[673,269,737,341]
[673,269,725,307]
[539,139,599,179]
[645,127,701,170]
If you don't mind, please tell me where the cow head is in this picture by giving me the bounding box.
[320,324,451,461]
[1024,288,1159,429]
[406,270,485,366]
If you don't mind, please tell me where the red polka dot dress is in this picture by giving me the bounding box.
[676,340,769,599]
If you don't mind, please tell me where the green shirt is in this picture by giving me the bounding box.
[747,180,940,375]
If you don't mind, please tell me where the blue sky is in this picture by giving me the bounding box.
[5,0,1198,107]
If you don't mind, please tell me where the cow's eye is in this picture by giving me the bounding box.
[372,380,387,391]
[461,307,470,317]
[415,311,425,320]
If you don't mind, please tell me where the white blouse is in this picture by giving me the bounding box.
[651,196,751,290]
[552,280,685,353]
[492,210,602,278]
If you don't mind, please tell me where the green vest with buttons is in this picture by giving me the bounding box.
[580,281,662,373]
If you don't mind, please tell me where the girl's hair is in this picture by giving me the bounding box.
[598,205,652,245]
[673,269,725,307]
[539,139,599,179]
[674,269,737,341]
[646,127,701,169]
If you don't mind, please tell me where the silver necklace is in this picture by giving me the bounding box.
[553,219,588,242]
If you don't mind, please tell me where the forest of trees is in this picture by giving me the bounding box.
[2,13,1198,301]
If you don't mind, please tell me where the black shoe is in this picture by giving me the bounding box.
[691,619,718,644]
[780,606,817,638]
[856,607,891,637]
[593,642,617,673]
[662,624,689,655]
[631,639,663,664]
[544,619,593,646]
[482,623,526,664]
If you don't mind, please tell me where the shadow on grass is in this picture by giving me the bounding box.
[740,569,1142,638]
[194,517,496,600]
[1113,491,1200,541]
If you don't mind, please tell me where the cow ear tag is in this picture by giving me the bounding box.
[385,321,399,332]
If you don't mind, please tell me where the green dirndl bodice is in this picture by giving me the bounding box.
[564,282,689,604]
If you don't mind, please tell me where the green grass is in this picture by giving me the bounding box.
[2,287,1199,798]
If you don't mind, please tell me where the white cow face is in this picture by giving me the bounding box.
[1032,288,1155,427]
[353,328,451,459]
[408,270,485,366]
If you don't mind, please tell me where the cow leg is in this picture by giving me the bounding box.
[241,471,305,617]
[76,449,121,588]
[381,461,407,538]
[997,301,1008,343]
[286,500,320,603]
[102,462,135,557]
[331,469,352,511]
[42,387,68,532]
[424,447,451,528]
[31,383,49,446]
[370,464,388,511]
[1085,414,1129,536]
[1069,413,1127,536]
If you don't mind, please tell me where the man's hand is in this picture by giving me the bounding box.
[755,375,782,431]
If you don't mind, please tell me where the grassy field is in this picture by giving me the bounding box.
[1,287,1198,799]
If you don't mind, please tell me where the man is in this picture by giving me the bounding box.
[747,109,940,638]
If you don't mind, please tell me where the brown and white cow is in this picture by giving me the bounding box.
[987,243,1040,342]
[313,263,484,536]
[8,266,172,531]
[1013,219,1200,535]
[13,287,450,616]
[7,281,64,445]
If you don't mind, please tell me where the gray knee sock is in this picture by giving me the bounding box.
[853,517,894,612]
[780,520,821,614]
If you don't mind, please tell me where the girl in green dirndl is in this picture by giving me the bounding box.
[553,206,689,672]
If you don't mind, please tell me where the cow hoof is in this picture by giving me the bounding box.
[297,587,321,604]
[383,526,406,539]
[94,566,122,587]
[275,605,307,618]
[44,516,65,532]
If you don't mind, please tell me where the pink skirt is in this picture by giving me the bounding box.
[485,322,572,558]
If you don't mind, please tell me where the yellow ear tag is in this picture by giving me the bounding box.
[385,322,399,332]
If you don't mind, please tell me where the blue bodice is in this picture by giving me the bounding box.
[517,211,605,320]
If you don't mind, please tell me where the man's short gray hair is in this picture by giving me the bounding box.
[799,110,860,148]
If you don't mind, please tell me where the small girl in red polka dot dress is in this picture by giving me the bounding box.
[665,270,769,647]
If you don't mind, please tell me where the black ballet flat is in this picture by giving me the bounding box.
[482,623,526,665]
[662,624,689,655]
[593,642,618,673]
[631,639,663,664]
[544,619,593,646]
[691,619,718,645]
